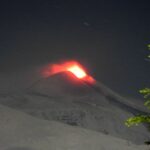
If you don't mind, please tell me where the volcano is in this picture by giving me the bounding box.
[0,66,149,145]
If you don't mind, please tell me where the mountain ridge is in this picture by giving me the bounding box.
[0,71,149,144]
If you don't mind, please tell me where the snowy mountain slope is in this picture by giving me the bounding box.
[0,104,147,150]
[0,71,149,144]
[91,81,149,114]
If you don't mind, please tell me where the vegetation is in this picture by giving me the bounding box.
[125,44,150,127]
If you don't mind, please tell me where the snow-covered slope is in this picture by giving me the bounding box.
[0,71,149,144]
[0,104,147,150]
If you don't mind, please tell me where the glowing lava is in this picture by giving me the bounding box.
[67,65,87,79]
[42,61,95,83]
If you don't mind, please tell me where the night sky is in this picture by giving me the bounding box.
[0,0,150,98]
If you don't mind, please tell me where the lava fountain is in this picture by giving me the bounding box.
[42,61,95,83]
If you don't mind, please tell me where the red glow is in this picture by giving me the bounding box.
[67,65,86,79]
[42,61,95,83]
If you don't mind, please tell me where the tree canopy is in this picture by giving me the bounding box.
[125,44,150,127]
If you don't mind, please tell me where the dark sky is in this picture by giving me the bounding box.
[0,0,150,98]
